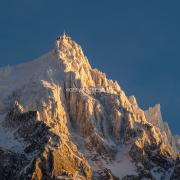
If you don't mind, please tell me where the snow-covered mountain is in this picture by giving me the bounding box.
[0,34,179,180]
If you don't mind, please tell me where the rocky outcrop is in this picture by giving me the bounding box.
[145,104,166,132]
[145,104,178,153]
[175,135,180,152]
[0,100,92,180]
[170,154,180,180]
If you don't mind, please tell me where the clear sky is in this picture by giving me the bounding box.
[0,0,180,134]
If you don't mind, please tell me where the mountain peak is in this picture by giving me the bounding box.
[55,33,72,49]
[145,104,163,126]
[0,35,179,179]
[56,32,71,41]
[54,33,91,73]
[55,33,81,55]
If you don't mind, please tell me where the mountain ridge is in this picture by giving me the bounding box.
[0,34,179,179]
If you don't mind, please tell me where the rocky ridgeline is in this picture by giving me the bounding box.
[0,34,179,180]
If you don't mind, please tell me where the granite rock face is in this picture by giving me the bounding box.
[0,34,179,180]
[171,154,180,180]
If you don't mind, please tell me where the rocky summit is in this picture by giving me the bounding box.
[0,34,179,180]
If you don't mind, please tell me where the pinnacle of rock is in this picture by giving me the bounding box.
[55,32,73,51]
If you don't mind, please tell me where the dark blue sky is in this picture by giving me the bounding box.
[0,0,180,134]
